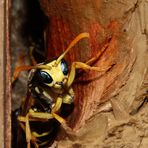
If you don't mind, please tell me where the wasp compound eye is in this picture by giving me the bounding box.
[39,71,53,84]
[61,59,68,75]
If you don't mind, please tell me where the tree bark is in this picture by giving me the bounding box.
[39,0,148,147]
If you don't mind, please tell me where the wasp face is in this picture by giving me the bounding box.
[30,59,69,90]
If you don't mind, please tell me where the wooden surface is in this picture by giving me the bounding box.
[0,0,11,147]
[40,0,136,130]
[4,0,11,147]
[9,0,148,147]
[39,1,148,147]
[0,0,5,147]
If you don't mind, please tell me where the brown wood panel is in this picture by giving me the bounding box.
[0,0,11,147]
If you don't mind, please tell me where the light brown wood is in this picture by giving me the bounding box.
[0,0,5,147]
[39,1,148,147]
[0,0,11,147]
[40,0,136,130]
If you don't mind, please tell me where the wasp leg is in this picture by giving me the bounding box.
[18,98,65,124]
[32,131,51,138]
[29,97,68,132]
[18,114,51,148]
[27,110,65,124]
[62,87,74,104]
[67,61,112,87]
[19,121,39,148]
[32,131,54,147]
[26,114,31,148]
[86,42,109,65]
[28,97,65,123]
[17,98,65,147]
[51,97,66,124]
[51,97,63,113]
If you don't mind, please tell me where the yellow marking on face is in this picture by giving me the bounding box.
[41,60,68,88]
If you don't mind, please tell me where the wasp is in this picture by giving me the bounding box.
[12,33,111,148]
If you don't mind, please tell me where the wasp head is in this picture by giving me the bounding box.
[29,59,68,90]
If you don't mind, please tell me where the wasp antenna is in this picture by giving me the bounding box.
[56,32,90,64]
[12,65,51,83]
[12,66,35,82]
[35,65,52,70]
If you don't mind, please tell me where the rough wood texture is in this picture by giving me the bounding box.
[4,0,11,148]
[39,0,148,147]
[0,0,11,147]
[0,0,5,147]
[40,0,135,129]
[10,0,148,147]
[9,0,148,147]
